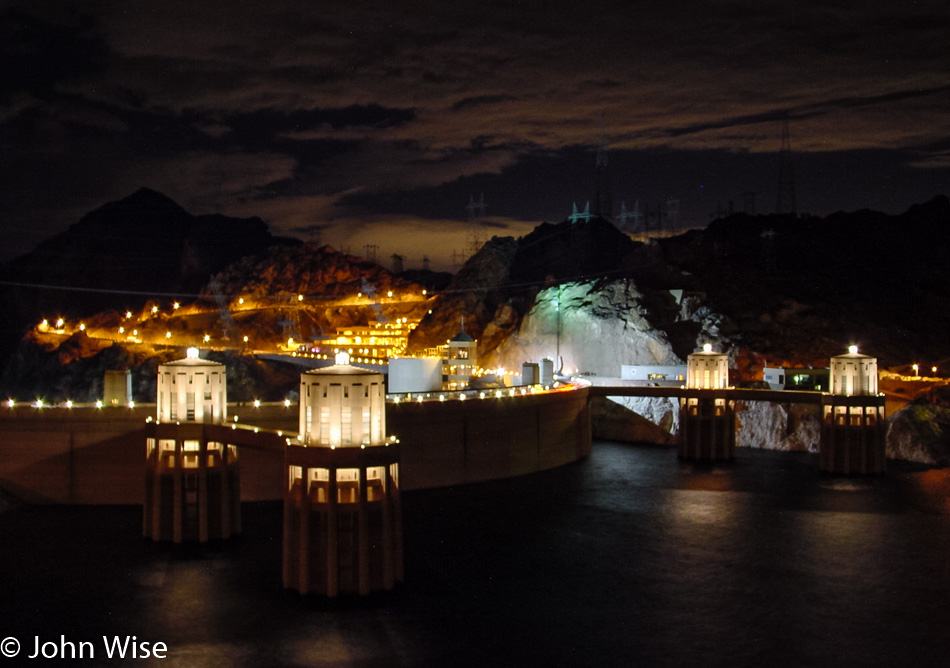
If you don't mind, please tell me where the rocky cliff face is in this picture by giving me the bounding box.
[489,280,687,374]
[207,243,415,300]
[407,217,712,363]
[408,235,521,352]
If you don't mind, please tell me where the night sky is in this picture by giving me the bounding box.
[2,1,948,270]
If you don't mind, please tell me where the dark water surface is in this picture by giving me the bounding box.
[2,443,949,667]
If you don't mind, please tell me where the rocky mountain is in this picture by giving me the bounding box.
[4,189,950,464]
[656,195,950,367]
[408,216,729,367]
[404,199,950,465]
[0,188,299,378]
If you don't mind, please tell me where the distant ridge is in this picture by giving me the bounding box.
[0,188,299,373]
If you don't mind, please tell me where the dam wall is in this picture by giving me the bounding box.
[0,385,591,504]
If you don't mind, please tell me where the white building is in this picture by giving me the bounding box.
[445,328,477,390]
[621,365,686,385]
[103,369,132,406]
[388,357,443,394]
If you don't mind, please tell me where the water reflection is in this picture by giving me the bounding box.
[2,444,950,667]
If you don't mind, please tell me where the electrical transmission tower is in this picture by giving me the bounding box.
[617,201,642,232]
[592,115,613,222]
[569,201,593,224]
[665,199,680,230]
[422,255,430,271]
[776,115,798,215]
[760,229,778,275]
[363,244,379,263]
[467,231,484,257]
[466,193,487,220]
[277,292,302,345]
[391,253,404,274]
[360,278,386,323]
[208,275,237,342]
[465,194,487,259]
[743,192,756,214]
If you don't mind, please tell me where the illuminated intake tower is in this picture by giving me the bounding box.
[144,348,240,542]
[678,344,735,461]
[283,354,402,596]
[820,346,886,474]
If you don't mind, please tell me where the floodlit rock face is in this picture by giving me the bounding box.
[886,403,950,466]
[602,395,680,439]
[488,278,728,439]
[489,280,684,375]
[589,396,676,444]
[408,236,520,353]
[735,401,822,452]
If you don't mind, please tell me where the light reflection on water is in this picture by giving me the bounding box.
[2,443,950,667]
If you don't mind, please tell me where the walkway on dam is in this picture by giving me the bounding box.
[584,377,824,404]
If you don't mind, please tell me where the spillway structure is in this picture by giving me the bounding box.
[283,353,402,596]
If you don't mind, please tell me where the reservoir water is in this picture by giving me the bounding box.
[2,442,949,666]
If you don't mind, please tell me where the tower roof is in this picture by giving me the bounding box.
[160,356,224,368]
[450,330,474,343]
[303,363,381,377]
[832,346,875,361]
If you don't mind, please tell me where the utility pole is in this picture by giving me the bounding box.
[776,115,798,215]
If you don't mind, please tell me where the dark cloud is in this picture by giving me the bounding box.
[228,105,415,135]
[0,0,948,266]
[0,8,107,101]
[451,95,518,112]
